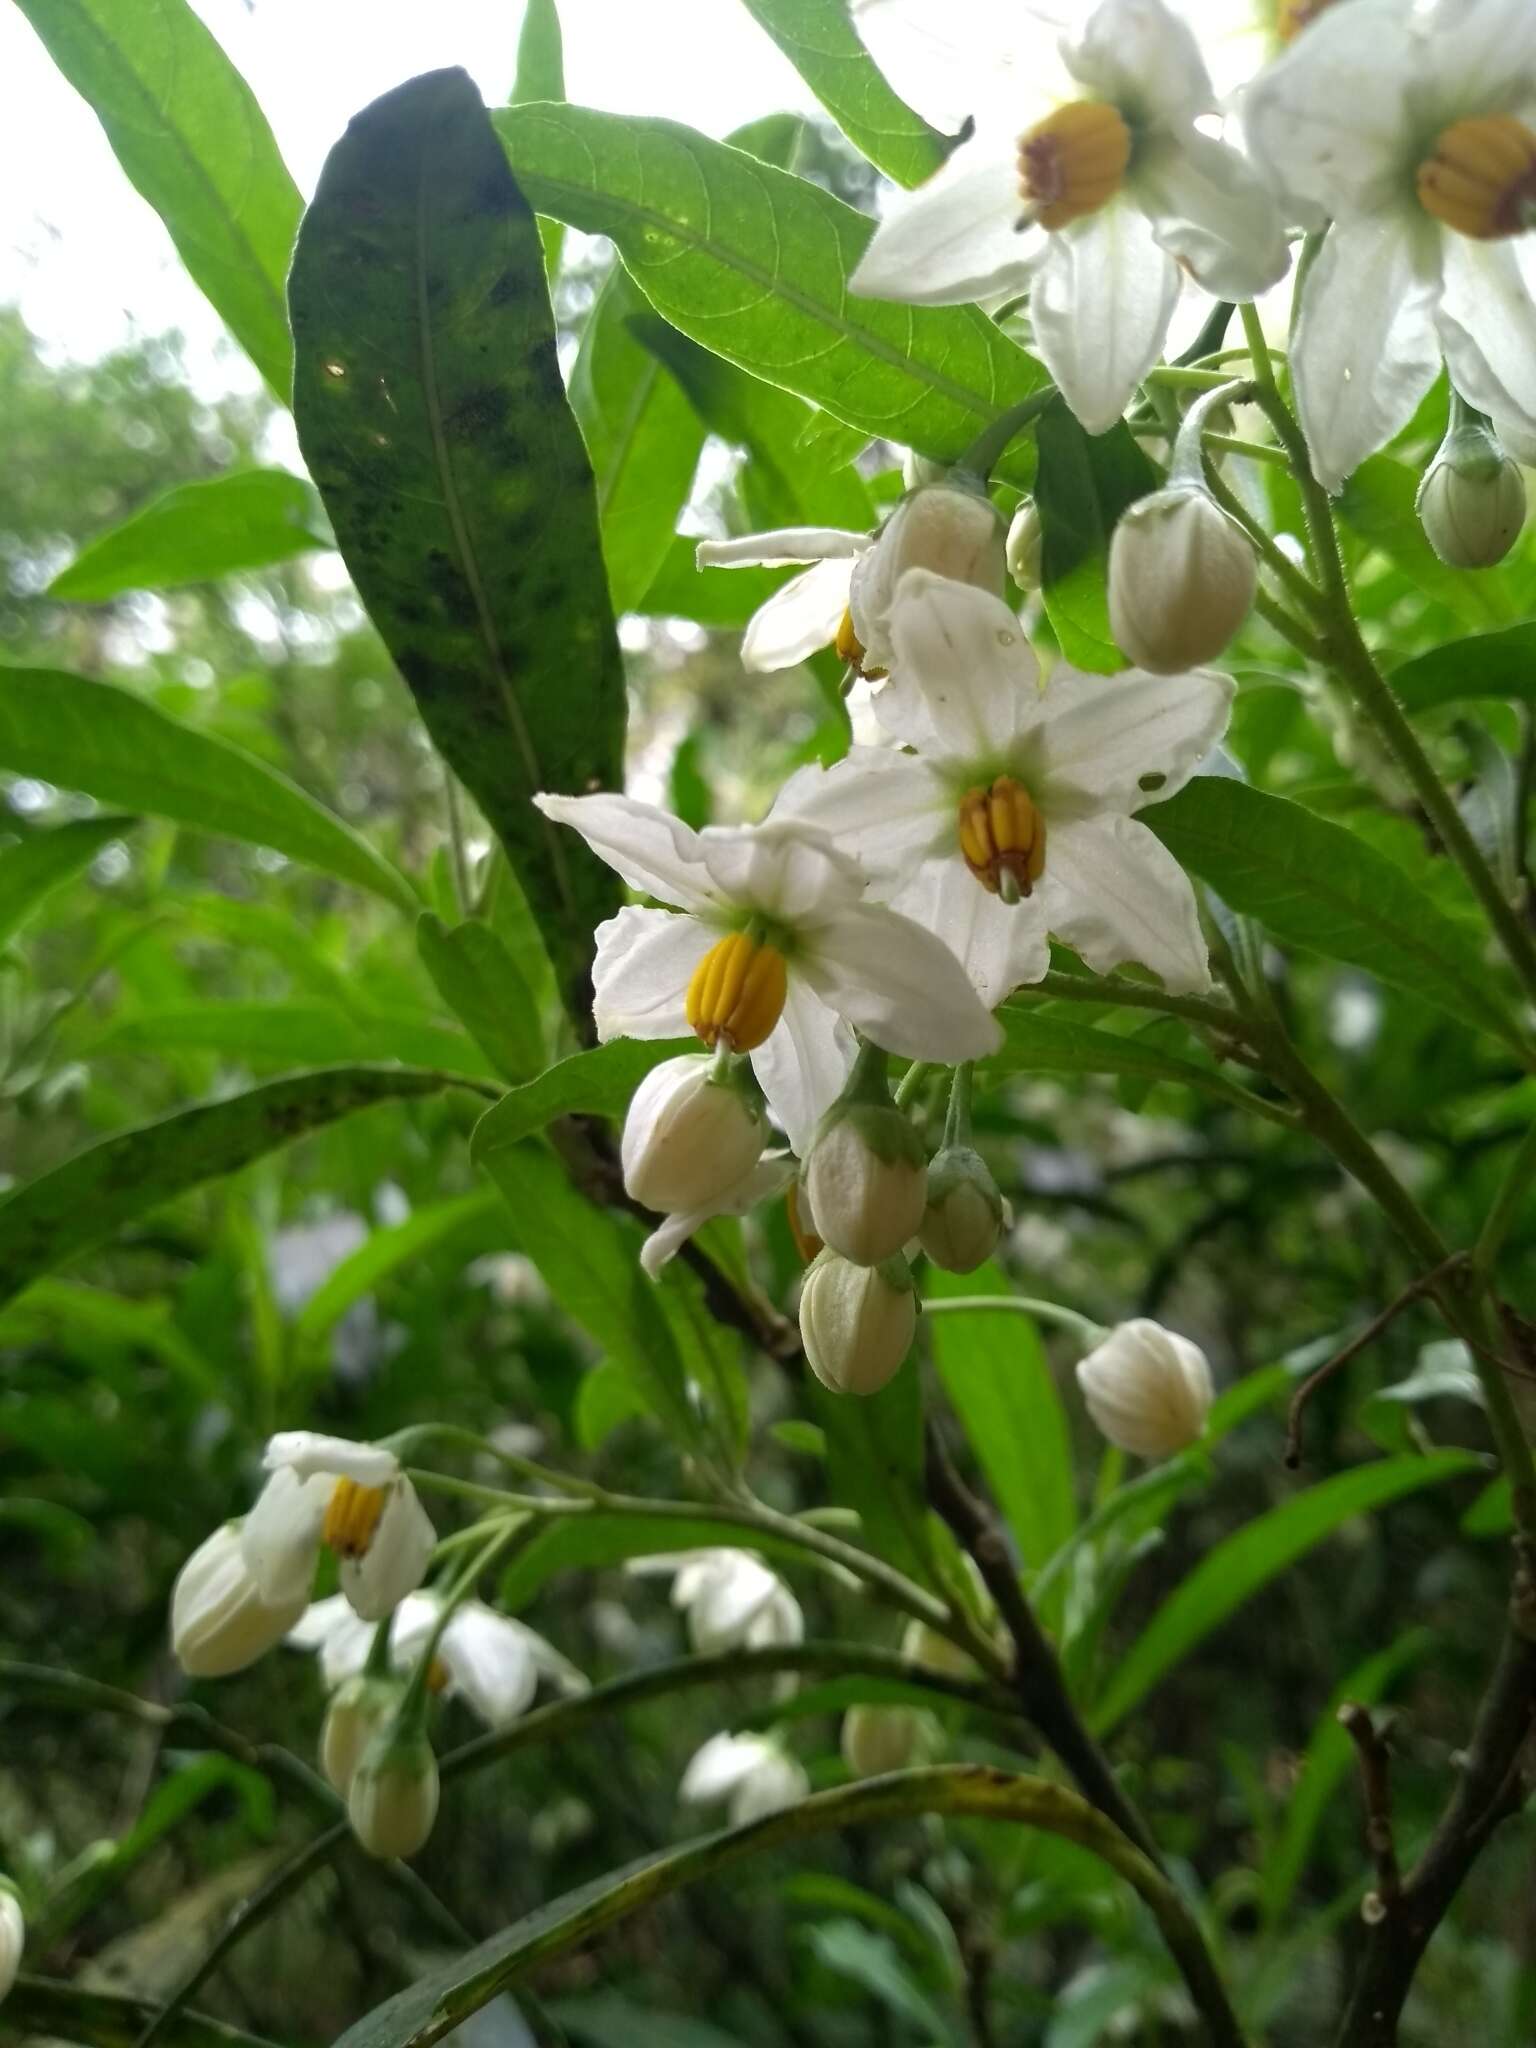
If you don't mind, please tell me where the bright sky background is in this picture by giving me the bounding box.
[0,0,816,389]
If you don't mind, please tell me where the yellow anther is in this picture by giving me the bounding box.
[685,931,788,1053]
[786,1181,824,1265]
[1274,0,1338,42]
[834,606,886,681]
[1417,115,1536,240]
[426,1657,452,1694]
[1017,101,1132,232]
[957,776,1047,903]
[321,1477,389,1560]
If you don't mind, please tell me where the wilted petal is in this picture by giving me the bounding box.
[751,979,857,1155]
[741,557,858,671]
[1133,130,1289,300]
[851,131,1042,308]
[1031,205,1179,437]
[533,793,720,913]
[1038,812,1210,992]
[591,906,709,1043]
[1031,666,1234,817]
[802,901,1003,1062]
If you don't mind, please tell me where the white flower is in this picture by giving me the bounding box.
[628,1548,804,1657]
[850,0,1289,433]
[290,1592,585,1726]
[1243,0,1536,491]
[800,1250,917,1395]
[240,1434,435,1625]
[777,569,1232,1004]
[1075,1316,1215,1456]
[621,1054,767,1216]
[0,1887,23,2005]
[170,1521,312,1679]
[347,1725,439,1860]
[695,483,1003,677]
[679,1732,811,1825]
[532,795,1001,1153]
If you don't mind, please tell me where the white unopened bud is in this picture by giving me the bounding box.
[1005,498,1043,591]
[321,1675,400,1796]
[347,1723,440,1859]
[842,1704,924,1777]
[850,481,1005,670]
[0,1887,22,2006]
[1108,485,1256,673]
[919,1146,1004,1273]
[621,1055,766,1216]
[800,1251,916,1396]
[804,1111,926,1267]
[171,1521,309,1679]
[1076,1318,1214,1459]
[1417,418,1526,568]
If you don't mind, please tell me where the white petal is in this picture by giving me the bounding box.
[520,1620,590,1694]
[1436,236,1536,448]
[688,1552,780,1651]
[679,1731,777,1804]
[1132,130,1289,300]
[1426,0,1536,115]
[531,793,720,913]
[890,854,1052,1009]
[740,558,858,672]
[1031,207,1179,438]
[751,979,857,1154]
[801,902,1003,1062]
[729,1751,811,1824]
[339,1478,436,1623]
[639,1156,796,1277]
[1291,216,1442,494]
[1065,0,1214,125]
[591,906,709,1042]
[773,746,949,882]
[439,1604,540,1727]
[287,1593,354,1652]
[851,132,1043,308]
[1031,666,1235,818]
[696,528,867,568]
[850,0,1066,131]
[1038,812,1209,991]
[884,568,1044,761]
[744,1584,805,1651]
[263,1432,398,1485]
[698,821,864,923]
[240,1466,329,1607]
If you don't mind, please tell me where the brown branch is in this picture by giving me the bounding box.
[1337,1702,1403,1914]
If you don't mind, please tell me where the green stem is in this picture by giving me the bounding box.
[1200,456,1322,613]
[894,1059,933,1110]
[1008,973,1256,1041]
[955,388,1059,483]
[942,1061,974,1149]
[443,770,472,918]
[923,1294,1106,1349]
[1145,365,1240,392]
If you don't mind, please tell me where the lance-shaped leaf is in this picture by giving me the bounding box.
[0,1067,468,1308]
[471,1037,693,1160]
[49,470,326,601]
[511,0,566,277]
[5,1979,281,2048]
[290,69,627,1018]
[416,914,545,1083]
[492,103,1049,490]
[1389,624,1536,715]
[0,815,133,949]
[10,0,301,399]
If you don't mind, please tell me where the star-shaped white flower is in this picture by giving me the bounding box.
[627,1547,805,1655]
[776,569,1232,1004]
[241,1433,435,1625]
[532,795,1001,1152]
[850,0,1289,433]
[1243,0,1536,491]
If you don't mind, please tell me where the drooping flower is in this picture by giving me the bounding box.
[532,796,1001,1153]
[627,1548,804,1657]
[1076,1316,1215,1456]
[695,481,1004,677]
[850,0,1289,433]
[171,1521,311,1678]
[777,569,1232,1004]
[679,1732,811,1825]
[1243,0,1536,490]
[621,1053,767,1216]
[240,1434,435,1625]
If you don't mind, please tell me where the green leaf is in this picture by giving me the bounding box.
[986,1004,1279,1122]
[809,1921,961,2044]
[0,815,132,949]
[10,0,301,398]
[926,1266,1076,1571]
[479,1141,697,1444]
[1090,1451,1481,1734]
[570,266,707,612]
[417,914,544,1083]
[1388,624,1536,715]
[637,535,795,626]
[94,1002,495,1080]
[0,668,415,913]
[1035,399,1157,674]
[471,1038,693,1162]
[549,1995,748,2048]
[290,69,627,1015]
[0,1279,220,1398]
[48,470,326,601]
[511,0,565,277]
[810,1357,937,1588]
[499,1511,808,1613]
[4,1979,282,2048]
[290,1189,503,1365]
[1146,776,1523,1049]
[492,103,1049,490]
[0,1066,464,1309]
[734,0,949,187]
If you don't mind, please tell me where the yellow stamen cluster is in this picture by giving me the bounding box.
[1274,0,1338,43]
[786,1181,824,1265]
[957,776,1047,903]
[322,1478,389,1559]
[834,605,886,681]
[1417,115,1536,241]
[685,931,788,1053]
[1017,101,1132,232]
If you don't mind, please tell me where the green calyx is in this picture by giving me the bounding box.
[813,1042,925,1169]
[925,1144,1004,1222]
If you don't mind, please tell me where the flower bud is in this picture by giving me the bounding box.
[1005,498,1043,591]
[919,1145,1005,1273]
[321,1675,401,1796]
[804,1110,926,1267]
[1075,1318,1214,1459]
[347,1722,440,1859]
[0,1886,23,2005]
[621,1054,766,1216]
[850,481,1005,670]
[1417,418,1526,568]
[900,1617,978,1679]
[1108,485,1257,673]
[842,1704,924,1777]
[800,1250,916,1396]
[171,1521,310,1679]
